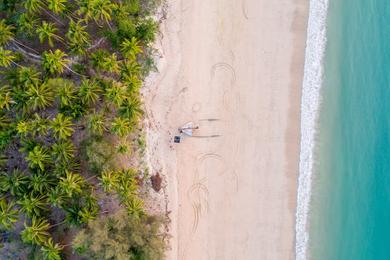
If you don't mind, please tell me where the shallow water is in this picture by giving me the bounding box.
[309,0,390,259]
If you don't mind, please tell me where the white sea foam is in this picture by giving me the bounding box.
[296,0,329,259]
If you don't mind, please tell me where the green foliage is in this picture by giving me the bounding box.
[59,171,85,197]
[26,82,55,111]
[87,112,106,136]
[36,21,62,47]
[26,145,50,170]
[0,19,14,45]
[66,20,91,54]
[79,78,102,105]
[42,49,69,74]
[73,209,166,259]
[0,199,19,230]
[0,47,16,67]
[47,0,67,14]
[0,169,29,196]
[30,172,56,194]
[18,193,48,217]
[111,116,132,137]
[41,238,64,260]
[52,139,75,163]
[51,113,75,139]
[83,137,114,173]
[21,217,50,245]
[120,37,142,60]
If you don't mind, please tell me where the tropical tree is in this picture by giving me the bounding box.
[116,140,130,154]
[0,86,14,110]
[0,47,16,67]
[55,79,77,107]
[26,82,55,110]
[59,171,85,197]
[110,117,132,137]
[51,113,74,139]
[123,73,142,92]
[47,186,67,208]
[30,172,56,194]
[118,96,143,122]
[16,120,31,137]
[116,169,138,199]
[26,145,51,170]
[47,0,67,14]
[0,169,29,196]
[124,197,144,219]
[87,113,106,135]
[24,0,44,14]
[18,66,41,87]
[36,21,62,47]
[79,79,102,105]
[30,113,50,136]
[99,169,119,192]
[102,53,120,73]
[0,19,14,45]
[78,0,116,24]
[42,49,69,74]
[52,140,75,162]
[41,238,64,260]
[18,193,48,217]
[66,20,91,54]
[120,37,142,60]
[17,13,39,35]
[120,60,141,79]
[104,80,128,106]
[21,217,50,245]
[0,199,18,230]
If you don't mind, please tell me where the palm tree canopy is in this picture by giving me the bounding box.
[52,140,75,163]
[0,199,19,230]
[18,193,48,217]
[0,19,14,45]
[51,113,75,139]
[110,117,132,137]
[26,145,51,170]
[87,112,106,136]
[21,217,50,245]
[42,49,69,74]
[0,47,16,67]
[59,171,85,197]
[120,37,143,60]
[41,238,64,260]
[26,82,55,111]
[47,0,67,14]
[0,169,29,196]
[78,79,102,105]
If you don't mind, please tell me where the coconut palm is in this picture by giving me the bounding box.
[18,193,48,217]
[117,169,138,198]
[0,19,14,45]
[59,171,85,197]
[55,79,77,107]
[120,60,141,79]
[124,197,144,219]
[51,113,74,139]
[26,82,55,110]
[0,86,14,110]
[30,173,56,194]
[18,66,41,87]
[66,20,90,54]
[17,13,39,36]
[102,53,120,73]
[36,21,62,47]
[120,37,143,60]
[87,113,106,135]
[0,199,18,230]
[0,47,16,67]
[116,140,130,154]
[47,186,67,208]
[118,96,143,122]
[21,217,50,245]
[110,117,132,137]
[104,80,128,107]
[42,49,69,74]
[47,0,67,14]
[0,113,10,130]
[123,73,142,93]
[16,120,30,137]
[26,145,51,171]
[99,169,119,192]
[24,0,44,14]
[78,0,116,24]
[41,238,64,260]
[79,79,102,105]
[52,140,75,163]
[30,113,50,136]
[0,169,29,196]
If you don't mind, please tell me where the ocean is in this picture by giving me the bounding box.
[297,0,390,259]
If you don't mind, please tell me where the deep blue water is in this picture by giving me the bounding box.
[309,0,390,259]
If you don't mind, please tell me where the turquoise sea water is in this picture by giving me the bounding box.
[309,0,390,259]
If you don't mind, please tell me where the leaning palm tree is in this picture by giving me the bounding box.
[51,113,75,139]
[26,145,51,171]
[17,13,39,36]
[0,47,16,67]
[24,0,44,14]
[0,169,29,197]
[66,20,91,54]
[36,21,62,47]
[59,171,85,197]
[0,199,19,230]
[42,49,69,74]
[52,140,75,163]
[47,0,67,14]
[120,37,143,60]
[26,82,55,110]
[78,0,116,24]
[18,193,48,217]
[110,117,132,137]
[0,19,14,45]
[79,79,102,105]
[21,217,50,245]
[41,238,64,260]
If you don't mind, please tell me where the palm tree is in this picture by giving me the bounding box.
[47,186,66,208]
[36,21,62,47]
[30,113,50,136]
[30,173,56,194]
[17,13,39,36]
[87,113,106,135]
[124,197,144,219]
[122,73,142,93]
[55,79,77,107]
[118,96,143,122]
[52,140,75,163]
[102,53,120,73]
[0,19,14,45]
[120,37,143,60]
[104,80,128,107]
[79,79,102,105]
[0,169,29,196]
[24,0,44,14]
[99,169,119,192]
[18,193,48,217]
[117,169,138,198]
[0,86,14,110]
[42,49,69,74]
[16,120,31,137]
[41,238,64,260]
[26,145,51,171]
[110,117,132,137]
[0,47,16,67]
[120,60,141,79]
[47,0,67,14]
[78,0,116,24]
[21,217,50,245]
[66,20,90,54]
[59,171,85,197]
[51,113,74,139]
[26,82,55,110]
[116,140,130,154]
[18,66,41,87]
[0,199,18,230]
[78,207,97,224]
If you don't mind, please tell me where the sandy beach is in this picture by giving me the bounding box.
[145,0,308,259]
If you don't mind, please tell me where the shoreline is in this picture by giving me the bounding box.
[145,0,309,258]
[295,0,329,259]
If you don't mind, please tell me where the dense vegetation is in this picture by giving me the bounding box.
[0,0,165,259]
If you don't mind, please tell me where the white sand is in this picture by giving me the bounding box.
[145,0,308,258]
